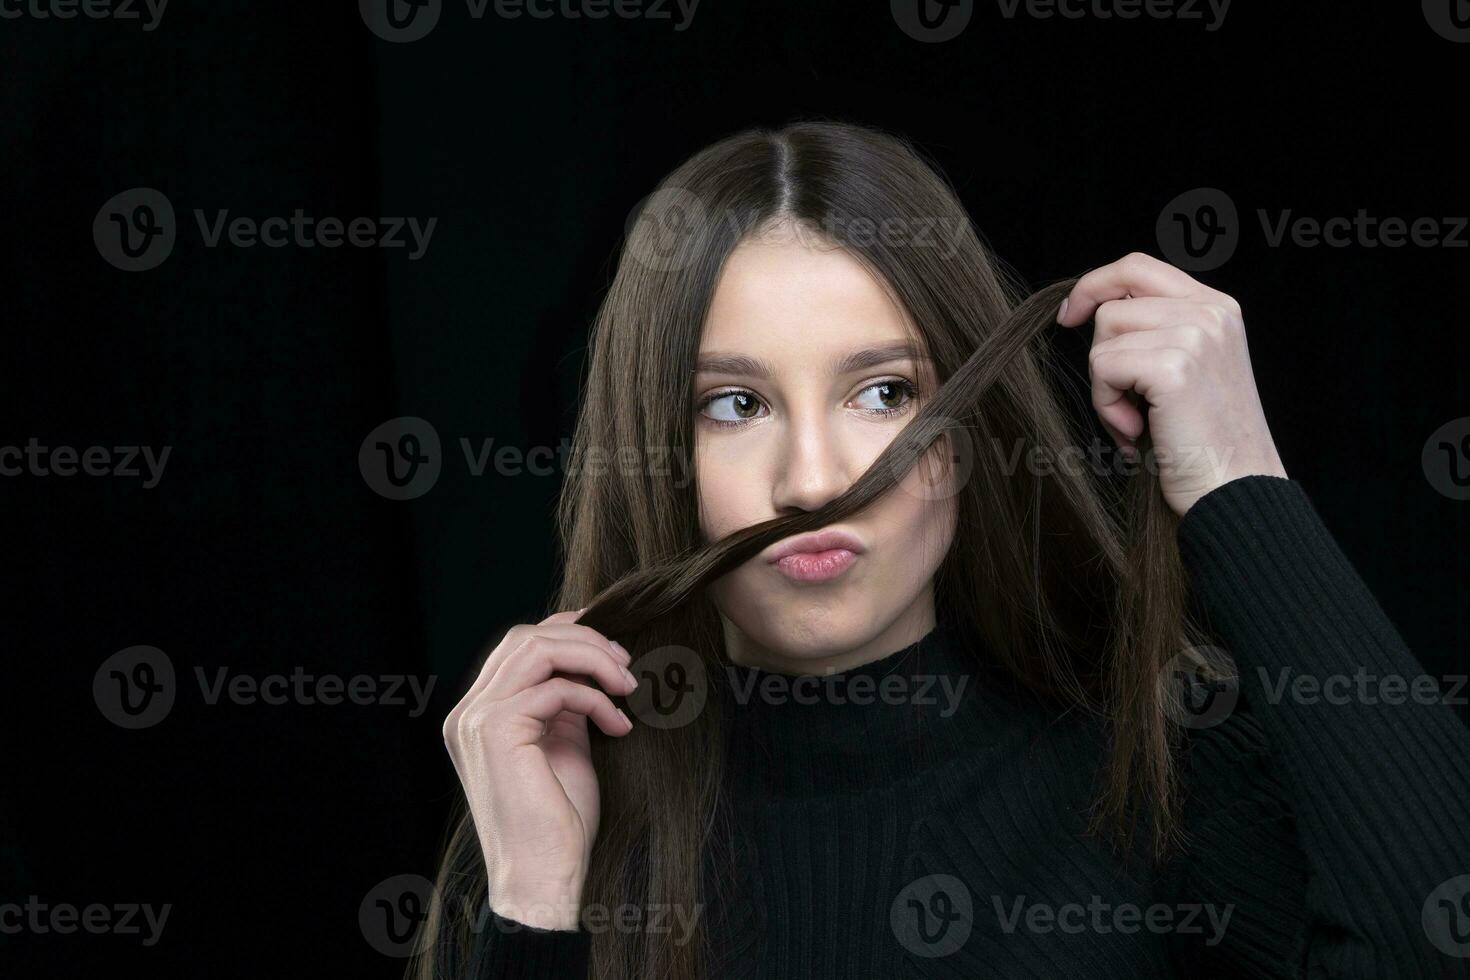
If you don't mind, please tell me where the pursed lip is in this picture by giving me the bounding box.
[763,528,866,564]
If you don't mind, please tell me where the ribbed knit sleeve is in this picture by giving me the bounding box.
[467,906,590,979]
[1168,475,1470,977]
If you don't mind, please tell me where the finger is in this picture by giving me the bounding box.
[1098,414,1135,456]
[466,620,628,702]
[1058,252,1207,327]
[1088,347,1192,441]
[1089,349,1154,442]
[535,608,607,676]
[1090,296,1221,345]
[447,621,628,737]
[1089,325,1210,367]
[486,636,638,704]
[505,677,632,741]
[540,617,632,664]
[539,608,586,626]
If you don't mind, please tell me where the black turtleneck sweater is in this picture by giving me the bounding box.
[467,476,1470,978]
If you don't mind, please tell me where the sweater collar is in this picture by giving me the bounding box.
[716,615,988,798]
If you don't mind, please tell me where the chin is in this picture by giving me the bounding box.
[728,590,885,662]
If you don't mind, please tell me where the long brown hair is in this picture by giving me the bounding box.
[412,119,1207,979]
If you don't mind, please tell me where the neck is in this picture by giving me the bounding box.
[716,611,990,798]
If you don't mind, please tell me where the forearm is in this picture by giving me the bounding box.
[1176,475,1470,972]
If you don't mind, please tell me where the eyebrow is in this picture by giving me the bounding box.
[693,342,927,378]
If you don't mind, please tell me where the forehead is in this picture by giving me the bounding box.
[699,234,918,359]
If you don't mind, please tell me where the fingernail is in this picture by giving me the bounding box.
[1056,298,1069,323]
[617,707,632,728]
[621,665,638,690]
[611,641,631,664]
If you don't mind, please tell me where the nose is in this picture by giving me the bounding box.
[770,410,855,515]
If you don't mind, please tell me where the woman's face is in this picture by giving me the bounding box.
[694,224,959,674]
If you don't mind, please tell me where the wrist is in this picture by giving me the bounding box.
[1178,452,1288,517]
[488,895,583,932]
[487,869,586,932]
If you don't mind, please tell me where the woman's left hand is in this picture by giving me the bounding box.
[1057,251,1289,517]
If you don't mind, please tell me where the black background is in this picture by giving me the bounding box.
[5,1,1468,976]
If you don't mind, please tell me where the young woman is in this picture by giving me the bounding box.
[418,121,1470,978]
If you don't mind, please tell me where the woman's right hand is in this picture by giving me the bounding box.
[442,608,637,931]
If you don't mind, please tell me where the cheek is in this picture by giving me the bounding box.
[694,438,761,543]
[868,439,963,573]
[875,481,959,565]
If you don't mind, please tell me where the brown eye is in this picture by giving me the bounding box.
[701,390,768,423]
[852,379,917,414]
